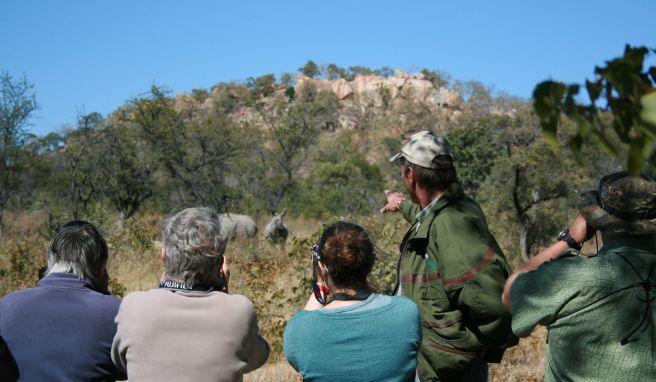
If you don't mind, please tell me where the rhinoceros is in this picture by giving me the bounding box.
[264,211,288,244]
[218,213,258,239]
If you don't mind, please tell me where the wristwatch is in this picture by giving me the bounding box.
[557,229,581,250]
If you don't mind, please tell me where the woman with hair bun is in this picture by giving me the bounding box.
[283,221,421,382]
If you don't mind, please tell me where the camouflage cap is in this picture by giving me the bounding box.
[389,130,454,169]
[578,171,656,236]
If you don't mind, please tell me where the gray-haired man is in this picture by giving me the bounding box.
[0,220,126,381]
[503,171,656,381]
[111,207,269,382]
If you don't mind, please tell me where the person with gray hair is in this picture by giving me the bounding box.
[111,207,269,382]
[0,220,126,381]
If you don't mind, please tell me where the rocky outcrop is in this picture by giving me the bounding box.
[296,70,463,112]
[174,69,464,131]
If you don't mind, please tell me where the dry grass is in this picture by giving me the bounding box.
[489,326,546,381]
[244,362,300,382]
[1,210,547,381]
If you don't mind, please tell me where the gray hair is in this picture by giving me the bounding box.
[46,220,108,291]
[161,207,228,289]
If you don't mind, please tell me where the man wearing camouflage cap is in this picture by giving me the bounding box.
[382,131,517,382]
[502,170,656,381]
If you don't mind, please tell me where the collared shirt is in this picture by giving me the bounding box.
[510,238,656,382]
[414,194,441,232]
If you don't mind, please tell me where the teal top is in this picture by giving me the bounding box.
[283,294,421,382]
[510,238,656,382]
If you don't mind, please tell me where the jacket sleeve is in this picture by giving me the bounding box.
[399,199,420,224]
[436,214,517,358]
[454,251,517,353]
[417,214,516,381]
[242,303,270,373]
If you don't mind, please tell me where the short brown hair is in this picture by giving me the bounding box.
[401,156,457,191]
[317,221,375,289]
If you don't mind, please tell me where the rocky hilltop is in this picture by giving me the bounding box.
[174,70,464,130]
[296,70,462,110]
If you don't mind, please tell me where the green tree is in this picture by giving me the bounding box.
[210,82,249,114]
[477,112,595,262]
[0,71,38,227]
[247,87,339,210]
[299,60,320,79]
[373,66,394,77]
[60,112,104,220]
[325,64,348,80]
[421,68,451,88]
[455,80,493,112]
[131,86,246,210]
[247,74,277,99]
[447,118,502,197]
[299,131,383,217]
[348,65,373,78]
[97,114,155,222]
[534,45,656,174]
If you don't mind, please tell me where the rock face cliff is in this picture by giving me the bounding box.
[174,70,464,131]
[296,70,462,110]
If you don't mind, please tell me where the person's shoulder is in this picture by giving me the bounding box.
[0,287,35,309]
[121,288,154,300]
[0,287,35,300]
[94,290,122,307]
[118,289,164,310]
[284,310,317,337]
[542,249,596,269]
[287,309,313,324]
[518,250,595,286]
[386,295,418,316]
[221,292,256,312]
[390,294,417,307]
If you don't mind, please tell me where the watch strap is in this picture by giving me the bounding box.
[558,229,581,251]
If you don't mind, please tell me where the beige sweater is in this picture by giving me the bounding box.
[111,288,269,382]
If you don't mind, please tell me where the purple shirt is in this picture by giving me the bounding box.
[0,273,125,381]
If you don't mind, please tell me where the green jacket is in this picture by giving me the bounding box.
[396,182,517,382]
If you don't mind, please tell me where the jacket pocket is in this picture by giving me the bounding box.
[424,311,468,341]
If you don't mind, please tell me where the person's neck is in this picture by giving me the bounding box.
[417,188,444,209]
[324,286,371,308]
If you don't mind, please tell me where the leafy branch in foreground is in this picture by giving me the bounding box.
[533,45,656,175]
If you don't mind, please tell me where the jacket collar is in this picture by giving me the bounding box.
[412,182,465,239]
[37,272,108,294]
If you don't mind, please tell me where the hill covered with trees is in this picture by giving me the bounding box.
[1,60,619,262]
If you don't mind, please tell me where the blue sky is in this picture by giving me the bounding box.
[2,0,655,136]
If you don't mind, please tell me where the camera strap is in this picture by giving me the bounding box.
[331,290,372,301]
[159,279,215,292]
